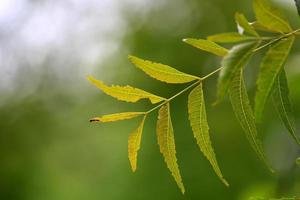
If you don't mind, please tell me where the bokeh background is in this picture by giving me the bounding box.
[1,0,300,199]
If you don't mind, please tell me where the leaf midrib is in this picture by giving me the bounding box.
[237,71,265,161]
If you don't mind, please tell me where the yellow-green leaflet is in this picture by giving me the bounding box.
[128,55,199,84]
[272,70,300,146]
[207,32,255,43]
[188,83,228,186]
[235,12,259,36]
[87,76,165,104]
[90,112,145,122]
[156,103,185,194]
[253,0,292,33]
[182,38,228,57]
[255,36,294,122]
[229,69,273,172]
[217,42,258,103]
[128,115,146,172]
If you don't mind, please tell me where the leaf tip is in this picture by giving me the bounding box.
[128,55,137,62]
[87,75,94,82]
[223,179,230,187]
[182,38,188,42]
[89,117,100,123]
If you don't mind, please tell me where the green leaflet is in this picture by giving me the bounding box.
[207,32,255,43]
[128,55,199,84]
[255,36,294,122]
[217,42,258,103]
[156,103,185,194]
[89,112,145,122]
[128,115,146,172]
[235,12,259,36]
[253,0,292,33]
[272,70,300,146]
[188,83,228,186]
[87,76,166,104]
[229,69,272,171]
[295,0,300,16]
[183,38,228,57]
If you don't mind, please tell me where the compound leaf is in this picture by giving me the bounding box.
[253,0,292,33]
[255,36,294,122]
[90,112,145,122]
[157,103,185,194]
[272,69,300,146]
[229,69,272,171]
[128,115,146,172]
[188,83,228,186]
[128,55,199,84]
[217,42,258,103]
[183,38,228,56]
[87,76,165,104]
[207,32,255,43]
[235,12,259,36]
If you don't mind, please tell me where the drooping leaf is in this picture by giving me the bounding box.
[272,70,300,146]
[229,69,272,171]
[235,12,259,36]
[128,115,146,172]
[255,36,294,122]
[253,0,292,33]
[87,76,165,104]
[207,32,255,43]
[128,55,199,84]
[188,83,229,186]
[90,112,145,122]
[295,0,300,16]
[182,38,228,57]
[157,103,185,194]
[217,42,258,103]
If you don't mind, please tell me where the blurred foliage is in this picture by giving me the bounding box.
[1,0,300,199]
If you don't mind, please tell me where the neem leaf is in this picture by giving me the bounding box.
[87,76,165,104]
[128,55,199,84]
[207,32,255,43]
[157,103,185,194]
[183,38,228,56]
[235,12,259,36]
[229,69,273,171]
[128,115,146,172]
[217,42,258,103]
[188,83,228,186]
[255,36,294,122]
[253,0,292,33]
[90,112,145,123]
[272,69,300,146]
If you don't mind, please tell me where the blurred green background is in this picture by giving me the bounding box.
[1,0,300,199]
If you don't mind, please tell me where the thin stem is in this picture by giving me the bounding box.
[253,28,300,53]
[200,67,223,80]
[145,80,201,114]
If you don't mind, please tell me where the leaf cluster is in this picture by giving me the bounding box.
[88,0,300,193]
